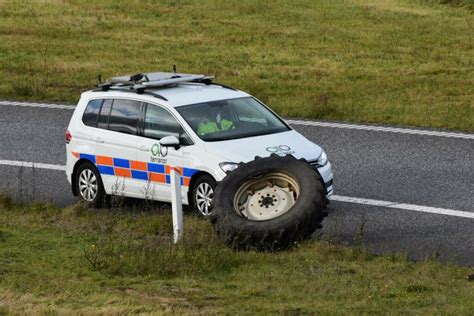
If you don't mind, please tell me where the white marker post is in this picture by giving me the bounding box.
[170,166,183,243]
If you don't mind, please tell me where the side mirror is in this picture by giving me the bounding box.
[159,135,180,149]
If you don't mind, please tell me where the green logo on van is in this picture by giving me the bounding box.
[151,144,160,156]
[151,143,168,157]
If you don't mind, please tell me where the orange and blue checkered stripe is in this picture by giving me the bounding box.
[72,152,198,187]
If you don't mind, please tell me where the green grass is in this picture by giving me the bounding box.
[0,0,472,131]
[1,196,473,314]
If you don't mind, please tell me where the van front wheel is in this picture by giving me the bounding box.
[190,174,216,217]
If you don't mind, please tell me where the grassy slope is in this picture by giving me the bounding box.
[0,198,473,314]
[0,0,472,131]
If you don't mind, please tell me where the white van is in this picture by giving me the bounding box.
[65,72,333,216]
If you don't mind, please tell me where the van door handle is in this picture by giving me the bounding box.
[138,145,148,152]
[95,137,104,143]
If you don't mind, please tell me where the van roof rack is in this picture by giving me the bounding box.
[95,71,215,95]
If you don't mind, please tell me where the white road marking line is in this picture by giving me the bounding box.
[0,159,472,219]
[0,159,66,171]
[0,100,74,110]
[2,100,473,140]
[287,120,474,140]
[331,195,474,219]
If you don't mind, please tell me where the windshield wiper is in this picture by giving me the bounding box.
[203,128,287,142]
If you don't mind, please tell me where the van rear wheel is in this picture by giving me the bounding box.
[75,162,107,208]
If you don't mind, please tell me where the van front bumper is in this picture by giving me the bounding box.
[314,161,334,197]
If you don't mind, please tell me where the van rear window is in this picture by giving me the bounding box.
[82,99,103,127]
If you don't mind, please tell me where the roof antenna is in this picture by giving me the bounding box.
[96,74,102,85]
[172,64,180,78]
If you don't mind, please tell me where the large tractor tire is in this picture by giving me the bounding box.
[211,155,327,251]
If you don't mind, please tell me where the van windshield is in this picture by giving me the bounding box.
[176,97,290,142]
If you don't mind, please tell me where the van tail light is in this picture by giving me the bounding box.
[66,130,72,144]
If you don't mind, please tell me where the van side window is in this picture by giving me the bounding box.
[144,103,192,144]
[108,99,142,135]
[82,99,103,127]
[97,99,113,130]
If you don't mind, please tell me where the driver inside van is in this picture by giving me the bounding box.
[197,105,234,136]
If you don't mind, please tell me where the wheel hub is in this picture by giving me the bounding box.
[233,173,299,221]
[260,196,275,207]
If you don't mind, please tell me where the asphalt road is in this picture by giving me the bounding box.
[1,104,473,265]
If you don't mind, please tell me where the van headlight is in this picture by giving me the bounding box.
[219,162,239,173]
[317,151,328,166]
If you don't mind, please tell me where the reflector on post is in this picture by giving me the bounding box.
[170,166,183,243]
